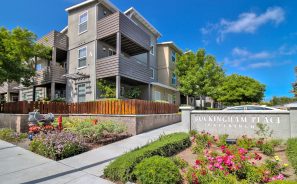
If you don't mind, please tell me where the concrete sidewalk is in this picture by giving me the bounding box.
[0,122,185,184]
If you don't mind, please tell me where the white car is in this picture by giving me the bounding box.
[223,105,280,111]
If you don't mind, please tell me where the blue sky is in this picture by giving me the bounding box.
[0,0,296,100]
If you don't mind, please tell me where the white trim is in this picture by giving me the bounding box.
[151,82,178,92]
[150,43,154,56]
[124,7,162,37]
[78,11,88,35]
[60,26,68,34]
[65,0,119,12]
[157,41,183,54]
[150,67,155,79]
[78,46,87,68]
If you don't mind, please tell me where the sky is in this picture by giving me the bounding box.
[0,0,296,101]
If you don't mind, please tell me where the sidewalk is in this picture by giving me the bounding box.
[0,122,185,184]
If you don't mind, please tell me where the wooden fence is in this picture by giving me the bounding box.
[0,100,179,115]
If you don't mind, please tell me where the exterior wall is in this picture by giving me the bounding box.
[152,85,180,105]
[66,2,98,102]
[0,113,181,135]
[180,107,297,139]
[19,87,47,101]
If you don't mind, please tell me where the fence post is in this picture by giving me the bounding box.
[289,107,297,138]
[179,106,194,132]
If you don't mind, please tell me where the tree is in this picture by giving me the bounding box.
[175,49,225,105]
[0,27,51,86]
[217,74,265,104]
[97,79,116,98]
[292,67,297,97]
[269,96,297,106]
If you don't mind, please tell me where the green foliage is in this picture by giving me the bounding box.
[170,156,188,169]
[192,143,205,154]
[263,159,285,176]
[260,142,275,156]
[217,74,265,104]
[217,134,229,146]
[104,133,191,182]
[65,120,127,142]
[286,138,297,173]
[269,181,297,184]
[255,123,273,139]
[189,130,197,136]
[268,96,297,106]
[133,156,182,184]
[236,162,262,183]
[175,49,225,102]
[236,135,255,150]
[124,87,141,99]
[0,128,27,143]
[0,27,51,86]
[97,79,116,98]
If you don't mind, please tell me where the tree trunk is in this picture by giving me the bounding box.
[186,95,189,105]
[200,95,203,110]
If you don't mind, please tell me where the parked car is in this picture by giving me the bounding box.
[223,105,281,111]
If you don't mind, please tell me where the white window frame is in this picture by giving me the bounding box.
[150,67,155,79]
[77,83,86,102]
[171,50,176,62]
[150,43,154,55]
[78,11,88,35]
[172,73,177,85]
[78,46,87,69]
[108,48,116,57]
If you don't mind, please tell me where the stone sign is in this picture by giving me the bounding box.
[180,107,297,139]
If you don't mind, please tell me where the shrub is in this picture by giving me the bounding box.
[104,133,191,182]
[236,135,255,149]
[189,130,197,137]
[65,120,127,142]
[0,128,27,143]
[269,181,297,184]
[133,156,182,184]
[171,156,188,169]
[29,131,86,160]
[217,134,228,146]
[192,142,205,154]
[287,138,297,174]
[260,142,275,156]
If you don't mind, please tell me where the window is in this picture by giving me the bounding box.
[78,47,87,68]
[168,94,173,104]
[171,73,176,85]
[108,48,116,56]
[79,12,88,34]
[154,91,161,101]
[150,67,155,79]
[171,50,176,62]
[150,43,154,55]
[78,83,86,102]
[35,64,42,71]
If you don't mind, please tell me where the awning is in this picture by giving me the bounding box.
[63,73,90,80]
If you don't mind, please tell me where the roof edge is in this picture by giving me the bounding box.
[157,41,183,54]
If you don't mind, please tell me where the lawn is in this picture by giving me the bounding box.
[0,117,131,160]
[103,131,297,184]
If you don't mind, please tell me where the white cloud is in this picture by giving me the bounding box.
[247,62,273,68]
[201,7,285,42]
[232,47,273,59]
[278,44,297,56]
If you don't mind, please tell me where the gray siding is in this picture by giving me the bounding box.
[97,12,150,50]
[37,31,68,51]
[34,64,66,86]
[96,55,119,78]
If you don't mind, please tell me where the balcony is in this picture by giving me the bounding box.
[96,54,152,83]
[97,12,150,55]
[34,64,67,86]
[36,31,68,51]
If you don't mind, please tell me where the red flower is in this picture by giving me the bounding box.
[195,160,201,165]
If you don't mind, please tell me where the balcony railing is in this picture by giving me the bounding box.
[34,63,66,85]
[97,12,150,51]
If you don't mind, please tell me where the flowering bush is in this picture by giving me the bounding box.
[185,132,287,184]
[29,131,87,160]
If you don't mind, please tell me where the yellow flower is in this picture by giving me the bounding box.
[284,163,289,167]
[274,156,280,161]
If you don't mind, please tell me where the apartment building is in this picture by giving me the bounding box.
[13,0,182,105]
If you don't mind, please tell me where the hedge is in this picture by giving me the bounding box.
[287,138,297,174]
[103,132,191,182]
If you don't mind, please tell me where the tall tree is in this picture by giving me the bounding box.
[0,27,51,86]
[292,67,297,97]
[217,74,266,104]
[175,49,225,105]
